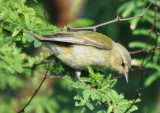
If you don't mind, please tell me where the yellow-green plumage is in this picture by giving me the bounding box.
[24,31,131,82]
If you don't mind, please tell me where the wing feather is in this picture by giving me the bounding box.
[41,31,113,49]
[24,31,113,49]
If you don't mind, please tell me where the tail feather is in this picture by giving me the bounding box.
[23,31,46,41]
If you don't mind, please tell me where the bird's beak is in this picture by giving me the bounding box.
[123,70,128,83]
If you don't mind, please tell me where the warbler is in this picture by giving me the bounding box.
[24,31,131,82]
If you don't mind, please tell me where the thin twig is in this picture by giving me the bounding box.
[17,63,50,113]
[101,102,109,110]
[23,60,52,70]
[111,75,124,80]
[129,46,160,54]
[47,74,64,79]
[59,2,153,31]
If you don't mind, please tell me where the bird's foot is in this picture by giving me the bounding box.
[75,70,86,85]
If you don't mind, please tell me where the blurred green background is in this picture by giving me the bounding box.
[0,0,160,113]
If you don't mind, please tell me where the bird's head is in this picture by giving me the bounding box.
[110,43,131,83]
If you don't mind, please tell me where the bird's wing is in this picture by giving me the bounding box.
[24,31,113,49]
[77,31,113,49]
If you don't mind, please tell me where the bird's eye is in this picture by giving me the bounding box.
[121,62,125,67]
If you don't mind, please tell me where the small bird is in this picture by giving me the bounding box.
[24,31,131,82]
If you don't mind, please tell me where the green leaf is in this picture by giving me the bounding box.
[144,72,160,87]
[82,89,91,103]
[62,26,67,32]
[75,101,80,106]
[28,57,35,67]
[80,77,92,82]
[80,108,86,113]
[130,18,140,30]
[122,2,134,17]
[105,89,120,104]
[27,35,35,42]
[72,81,87,89]
[135,98,141,103]
[133,29,157,39]
[129,41,152,49]
[34,39,42,48]
[12,26,22,37]
[88,66,96,78]
[86,102,94,110]
[117,1,133,14]
[74,95,82,100]
[90,90,101,101]
[35,104,44,113]
[117,1,134,17]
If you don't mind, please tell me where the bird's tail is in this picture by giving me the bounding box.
[22,31,46,41]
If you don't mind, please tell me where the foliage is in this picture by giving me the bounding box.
[117,0,160,113]
[118,0,160,87]
[0,0,60,113]
[71,67,140,113]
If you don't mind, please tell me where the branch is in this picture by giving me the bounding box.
[129,46,160,54]
[101,102,109,111]
[17,63,50,113]
[60,2,153,31]
[47,74,64,79]
[23,60,53,70]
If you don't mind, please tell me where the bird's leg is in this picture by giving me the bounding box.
[75,70,81,80]
[75,70,86,85]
